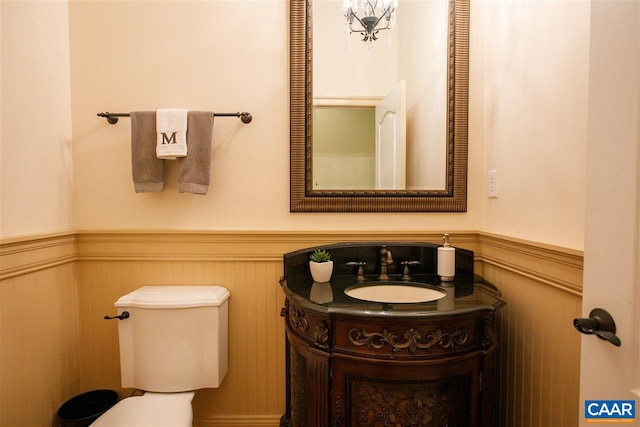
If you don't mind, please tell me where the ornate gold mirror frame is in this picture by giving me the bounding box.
[290,0,469,212]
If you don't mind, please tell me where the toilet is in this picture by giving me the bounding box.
[92,285,229,426]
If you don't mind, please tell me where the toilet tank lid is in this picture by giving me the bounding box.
[115,286,230,309]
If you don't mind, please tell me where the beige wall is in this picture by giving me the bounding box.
[67,0,588,249]
[0,0,590,247]
[68,0,484,234]
[0,1,74,239]
[476,0,590,250]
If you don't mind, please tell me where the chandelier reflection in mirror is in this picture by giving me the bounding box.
[342,0,398,47]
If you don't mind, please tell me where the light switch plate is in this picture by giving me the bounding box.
[488,170,498,198]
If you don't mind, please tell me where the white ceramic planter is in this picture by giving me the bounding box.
[309,261,333,283]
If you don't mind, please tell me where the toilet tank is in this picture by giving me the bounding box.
[114,286,229,392]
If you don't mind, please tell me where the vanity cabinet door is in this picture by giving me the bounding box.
[329,353,482,427]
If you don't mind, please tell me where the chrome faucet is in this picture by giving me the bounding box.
[379,245,394,280]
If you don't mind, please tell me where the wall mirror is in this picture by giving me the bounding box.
[290,0,469,212]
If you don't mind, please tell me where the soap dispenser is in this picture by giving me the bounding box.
[437,233,455,282]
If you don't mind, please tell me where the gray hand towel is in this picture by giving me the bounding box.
[177,111,214,195]
[131,111,164,192]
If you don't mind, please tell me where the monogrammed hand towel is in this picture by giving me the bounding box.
[177,111,214,195]
[131,111,164,192]
[156,108,188,159]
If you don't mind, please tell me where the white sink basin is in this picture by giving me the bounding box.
[345,283,447,304]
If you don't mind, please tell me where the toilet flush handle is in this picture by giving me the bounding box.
[104,311,129,320]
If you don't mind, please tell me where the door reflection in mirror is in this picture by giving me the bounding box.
[313,81,406,190]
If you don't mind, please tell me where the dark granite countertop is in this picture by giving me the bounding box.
[280,242,505,318]
[280,272,504,318]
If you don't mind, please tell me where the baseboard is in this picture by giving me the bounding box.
[194,414,282,427]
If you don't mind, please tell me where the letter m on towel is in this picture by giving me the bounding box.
[161,132,177,145]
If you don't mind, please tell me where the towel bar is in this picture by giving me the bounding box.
[97,111,252,125]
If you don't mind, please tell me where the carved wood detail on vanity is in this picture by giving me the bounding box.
[282,298,309,333]
[314,320,330,349]
[480,312,496,350]
[282,298,332,349]
[347,326,469,354]
[334,314,483,359]
[347,374,470,426]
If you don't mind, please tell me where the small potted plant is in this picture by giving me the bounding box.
[309,249,333,282]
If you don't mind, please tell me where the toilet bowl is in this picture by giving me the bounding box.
[91,392,195,427]
[92,286,229,426]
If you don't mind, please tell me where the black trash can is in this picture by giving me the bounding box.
[58,389,118,427]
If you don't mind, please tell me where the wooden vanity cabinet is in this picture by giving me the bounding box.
[281,298,498,427]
